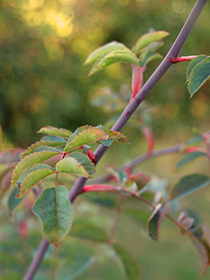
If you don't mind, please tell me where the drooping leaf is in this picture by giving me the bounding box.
[64,125,108,152]
[11,147,61,187]
[187,56,210,96]
[104,164,127,184]
[132,30,169,53]
[186,55,207,81]
[176,151,206,170]
[192,237,210,274]
[70,221,108,242]
[88,50,139,76]
[56,152,95,178]
[33,185,73,247]
[112,243,141,280]
[37,126,72,138]
[16,163,55,198]
[170,174,210,200]
[84,41,130,65]
[8,187,23,218]
[140,52,162,67]
[147,204,168,241]
[21,136,66,159]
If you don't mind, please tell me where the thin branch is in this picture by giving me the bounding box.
[23,1,208,279]
[89,142,184,185]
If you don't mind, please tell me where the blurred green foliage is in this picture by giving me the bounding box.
[0,0,210,148]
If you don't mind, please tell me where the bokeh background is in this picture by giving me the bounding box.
[1,0,210,279]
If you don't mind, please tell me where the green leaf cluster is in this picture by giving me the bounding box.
[85,30,169,76]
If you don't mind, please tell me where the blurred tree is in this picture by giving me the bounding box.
[0,0,210,146]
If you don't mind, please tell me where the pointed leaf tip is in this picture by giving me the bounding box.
[56,152,95,178]
[170,174,210,200]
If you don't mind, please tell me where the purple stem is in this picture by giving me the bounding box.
[23,1,208,279]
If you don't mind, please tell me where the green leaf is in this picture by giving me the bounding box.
[132,30,169,53]
[21,136,66,159]
[11,147,61,187]
[33,185,73,247]
[8,187,23,218]
[70,221,108,242]
[147,204,168,241]
[187,56,210,96]
[97,125,128,146]
[140,52,162,67]
[84,41,130,65]
[186,55,207,81]
[38,126,72,138]
[88,50,139,76]
[16,164,54,198]
[64,125,108,152]
[176,151,206,170]
[112,243,141,280]
[56,152,95,178]
[170,174,210,200]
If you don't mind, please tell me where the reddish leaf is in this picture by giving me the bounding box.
[140,125,155,156]
[131,65,145,100]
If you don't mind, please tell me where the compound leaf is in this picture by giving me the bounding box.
[21,136,66,159]
[33,185,73,247]
[170,174,210,200]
